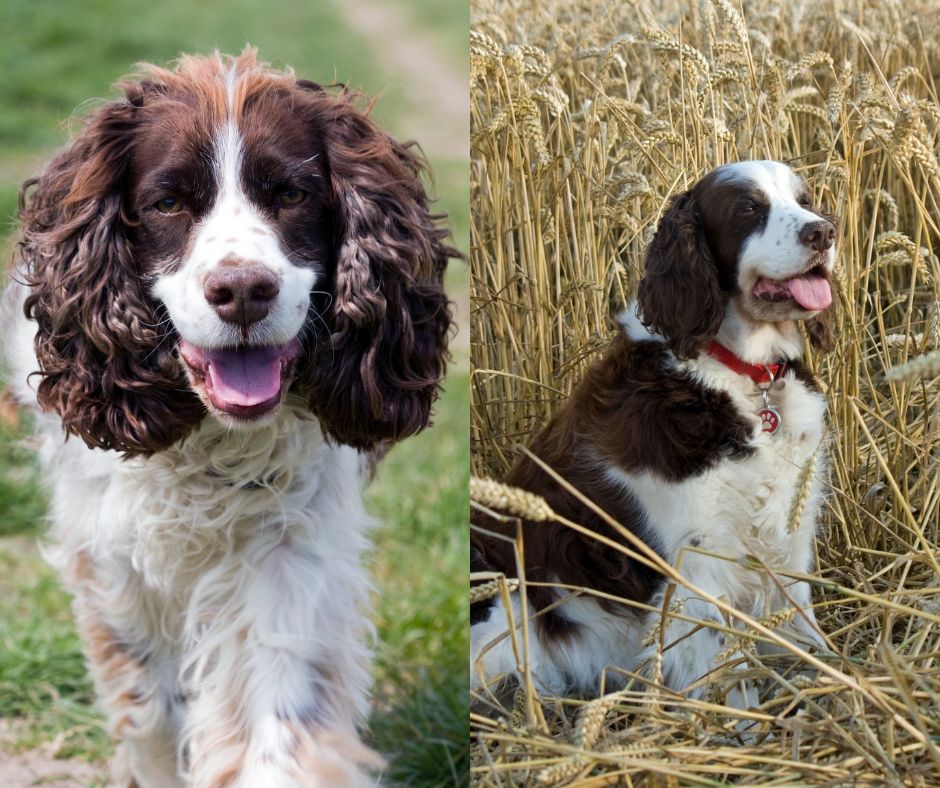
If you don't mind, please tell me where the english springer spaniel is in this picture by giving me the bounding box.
[3,50,455,787]
[471,160,834,706]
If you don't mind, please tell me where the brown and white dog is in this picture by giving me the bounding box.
[3,49,455,787]
[471,160,834,704]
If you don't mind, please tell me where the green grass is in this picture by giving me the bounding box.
[0,543,110,762]
[0,0,382,151]
[0,420,46,538]
[0,1,468,785]
[368,367,470,786]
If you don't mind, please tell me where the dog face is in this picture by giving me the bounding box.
[137,74,332,423]
[19,50,455,454]
[638,160,836,358]
[701,161,836,322]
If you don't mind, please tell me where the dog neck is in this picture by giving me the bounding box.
[714,297,803,365]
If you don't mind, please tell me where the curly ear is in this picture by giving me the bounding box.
[302,94,455,449]
[637,190,725,359]
[18,89,204,456]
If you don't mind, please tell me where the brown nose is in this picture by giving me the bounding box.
[798,220,835,252]
[204,267,280,327]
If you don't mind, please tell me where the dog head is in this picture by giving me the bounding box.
[638,160,836,358]
[19,49,456,456]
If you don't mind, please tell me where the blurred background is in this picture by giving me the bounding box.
[0,1,468,786]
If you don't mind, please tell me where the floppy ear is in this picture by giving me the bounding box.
[637,189,725,359]
[302,93,455,450]
[19,85,204,456]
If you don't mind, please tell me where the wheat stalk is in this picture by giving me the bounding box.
[470,477,556,521]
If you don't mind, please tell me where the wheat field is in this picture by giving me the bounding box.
[470,0,940,784]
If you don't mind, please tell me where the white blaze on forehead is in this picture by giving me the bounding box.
[711,160,805,202]
[217,123,243,201]
[225,60,238,111]
[218,64,248,209]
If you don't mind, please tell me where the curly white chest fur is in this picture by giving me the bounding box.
[41,405,371,607]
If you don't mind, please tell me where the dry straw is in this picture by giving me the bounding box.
[471,0,940,783]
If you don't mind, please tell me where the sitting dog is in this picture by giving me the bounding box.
[471,160,833,703]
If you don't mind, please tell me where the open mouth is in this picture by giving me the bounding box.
[178,338,301,420]
[753,263,832,312]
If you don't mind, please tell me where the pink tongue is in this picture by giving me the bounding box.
[204,347,284,407]
[787,274,832,311]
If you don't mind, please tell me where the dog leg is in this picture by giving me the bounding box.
[69,554,183,788]
[181,537,381,788]
[470,594,569,695]
[785,580,828,650]
[640,587,758,710]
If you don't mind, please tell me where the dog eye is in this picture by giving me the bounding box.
[278,188,307,207]
[155,196,183,214]
[740,200,759,214]
[798,194,812,208]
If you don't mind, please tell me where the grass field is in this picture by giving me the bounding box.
[0,1,469,786]
[470,0,940,784]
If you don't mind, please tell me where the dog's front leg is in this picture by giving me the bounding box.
[181,537,382,788]
[67,553,184,788]
[639,580,758,717]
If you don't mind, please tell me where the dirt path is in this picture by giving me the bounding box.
[0,721,106,787]
[332,0,470,357]
[329,0,471,355]
[0,751,105,788]
[331,0,468,160]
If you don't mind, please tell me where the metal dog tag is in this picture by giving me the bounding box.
[758,385,781,434]
[759,404,782,434]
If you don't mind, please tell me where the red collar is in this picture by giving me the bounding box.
[706,341,787,385]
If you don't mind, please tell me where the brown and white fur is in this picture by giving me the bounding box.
[3,49,455,787]
[471,160,835,705]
